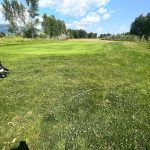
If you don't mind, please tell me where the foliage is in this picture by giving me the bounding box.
[22,21,38,38]
[25,0,39,38]
[25,0,39,18]
[87,32,98,38]
[99,33,112,38]
[99,33,140,41]
[37,33,47,38]
[0,32,6,38]
[42,14,66,38]
[130,13,150,40]
[2,0,25,34]
[2,0,39,38]
[67,29,97,39]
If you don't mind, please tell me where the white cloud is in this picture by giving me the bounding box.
[102,13,110,20]
[59,0,87,16]
[39,0,112,34]
[66,13,101,29]
[81,13,101,24]
[0,6,8,24]
[98,7,107,14]
[39,0,54,8]
[39,0,110,17]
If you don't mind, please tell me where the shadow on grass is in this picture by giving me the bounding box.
[0,43,31,47]
[11,141,29,150]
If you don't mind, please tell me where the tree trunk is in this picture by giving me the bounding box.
[141,35,144,41]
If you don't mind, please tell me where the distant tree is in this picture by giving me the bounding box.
[73,30,79,38]
[78,29,87,38]
[67,29,97,39]
[57,20,66,36]
[99,33,111,38]
[25,0,39,38]
[67,29,74,38]
[23,19,39,38]
[51,15,57,37]
[146,13,150,40]
[87,32,97,38]
[130,14,149,40]
[2,0,25,34]
[42,14,66,38]
[0,32,6,38]
[42,14,49,36]
[2,0,39,37]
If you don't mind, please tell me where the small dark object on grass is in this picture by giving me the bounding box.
[0,61,9,78]
[11,141,29,150]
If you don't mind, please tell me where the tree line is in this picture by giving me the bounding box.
[99,33,140,41]
[67,29,97,39]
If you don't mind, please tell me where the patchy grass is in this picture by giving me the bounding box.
[0,39,150,150]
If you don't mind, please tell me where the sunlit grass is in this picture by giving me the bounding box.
[0,39,150,150]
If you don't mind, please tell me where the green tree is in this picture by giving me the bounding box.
[2,0,39,37]
[88,32,97,38]
[130,14,149,40]
[25,0,39,38]
[78,29,87,38]
[146,13,150,40]
[2,0,25,34]
[23,19,39,38]
[42,14,49,36]
[42,14,66,38]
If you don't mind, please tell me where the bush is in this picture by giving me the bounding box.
[101,34,140,42]
[37,33,47,38]
[0,32,6,38]
[23,27,38,38]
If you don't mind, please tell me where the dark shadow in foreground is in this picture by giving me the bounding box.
[0,61,9,78]
[11,141,29,150]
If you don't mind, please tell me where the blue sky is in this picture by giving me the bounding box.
[0,0,149,34]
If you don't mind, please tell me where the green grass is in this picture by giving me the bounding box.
[0,38,150,150]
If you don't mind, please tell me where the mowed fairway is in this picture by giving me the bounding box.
[0,39,150,150]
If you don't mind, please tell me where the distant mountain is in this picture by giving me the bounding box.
[0,24,9,33]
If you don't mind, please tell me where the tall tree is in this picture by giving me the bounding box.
[2,0,39,37]
[2,0,25,34]
[145,13,150,40]
[130,14,149,40]
[25,0,39,38]
[42,14,66,38]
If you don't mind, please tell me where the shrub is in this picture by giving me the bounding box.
[101,34,140,42]
[0,32,6,38]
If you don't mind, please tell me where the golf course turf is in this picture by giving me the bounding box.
[0,38,150,149]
